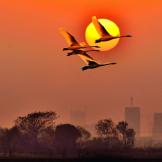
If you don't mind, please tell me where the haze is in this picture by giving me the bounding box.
[0,0,162,136]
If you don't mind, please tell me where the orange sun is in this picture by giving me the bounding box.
[85,18,120,51]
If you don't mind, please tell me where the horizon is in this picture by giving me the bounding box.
[0,97,161,138]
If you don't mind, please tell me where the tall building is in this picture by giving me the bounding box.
[152,113,162,140]
[70,110,86,126]
[125,97,141,137]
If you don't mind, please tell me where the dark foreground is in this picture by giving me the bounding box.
[1,151,162,162]
[0,158,162,162]
[1,149,162,161]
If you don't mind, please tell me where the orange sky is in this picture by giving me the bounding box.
[0,0,162,136]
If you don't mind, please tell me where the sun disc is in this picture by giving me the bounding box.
[85,18,120,51]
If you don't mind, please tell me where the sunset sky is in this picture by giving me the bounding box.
[0,0,162,136]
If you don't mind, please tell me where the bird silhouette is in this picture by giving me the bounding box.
[78,53,117,71]
[92,16,132,43]
[59,28,100,51]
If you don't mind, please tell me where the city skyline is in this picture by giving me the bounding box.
[66,97,162,137]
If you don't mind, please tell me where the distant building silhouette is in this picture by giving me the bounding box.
[152,113,162,140]
[70,110,86,126]
[70,110,96,135]
[125,97,141,137]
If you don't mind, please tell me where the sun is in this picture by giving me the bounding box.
[85,18,120,51]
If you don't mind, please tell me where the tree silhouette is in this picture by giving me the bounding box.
[37,126,56,155]
[95,119,115,138]
[77,126,91,141]
[0,127,21,156]
[15,111,57,134]
[38,126,55,145]
[0,128,10,156]
[126,128,136,147]
[116,121,128,144]
[15,111,57,149]
[55,124,81,157]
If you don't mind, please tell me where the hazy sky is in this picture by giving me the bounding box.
[0,0,162,136]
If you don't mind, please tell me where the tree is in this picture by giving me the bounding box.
[111,127,123,141]
[15,111,57,134]
[0,128,10,156]
[54,124,81,157]
[0,126,21,156]
[37,126,56,155]
[126,128,136,147]
[116,121,128,144]
[77,126,91,141]
[95,119,115,138]
[38,126,55,146]
[15,111,58,150]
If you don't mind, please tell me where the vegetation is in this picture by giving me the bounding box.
[0,111,136,158]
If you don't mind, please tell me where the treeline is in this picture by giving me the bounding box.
[0,111,135,158]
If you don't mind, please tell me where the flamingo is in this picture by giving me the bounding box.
[78,53,117,71]
[92,16,132,43]
[59,28,100,51]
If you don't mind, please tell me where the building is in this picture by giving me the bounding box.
[70,110,86,126]
[125,97,141,137]
[152,113,162,140]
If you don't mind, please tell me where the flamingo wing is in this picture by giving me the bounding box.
[78,53,99,66]
[79,42,87,47]
[59,28,79,46]
[92,16,111,37]
[81,52,94,59]
[78,53,94,64]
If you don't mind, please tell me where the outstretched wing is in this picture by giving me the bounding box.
[78,53,99,66]
[92,16,110,37]
[81,52,94,59]
[59,28,79,46]
[78,53,93,64]
[79,42,87,47]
